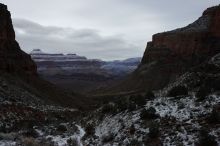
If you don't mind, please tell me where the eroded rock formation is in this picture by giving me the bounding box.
[135,5,220,91]
[142,5,220,65]
[109,5,220,93]
[0,3,37,75]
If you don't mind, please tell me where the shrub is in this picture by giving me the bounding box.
[211,78,220,91]
[22,128,39,138]
[0,133,17,141]
[148,123,160,138]
[116,96,129,111]
[21,137,52,146]
[128,102,137,111]
[145,91,155,99]
[129,124,135,135]
[167,86,188,97]
[135,94,146,106]
[129,139,142,146]
[85,123,95,136]
[208,105,220,124]
[21,137,40,146]
[56,124,67,133]
[101,103,117,114]
[67,137,79,146]
[0,124,6,133]
[140,107,158,120]
[197,129,217,146]
[196,86,211,101]
[101,132,115,143]
[130,94,146,107]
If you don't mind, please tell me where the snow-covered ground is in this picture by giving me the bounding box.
[0,68,219,146]
[81,94,220,146]
[45,125,85,146]
[0,94,219,145]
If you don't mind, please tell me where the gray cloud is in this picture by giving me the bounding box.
[0,0,219,60]
[13,19,140,60]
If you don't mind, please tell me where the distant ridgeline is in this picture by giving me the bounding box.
[30,49,141,76]
[30,49,104,74]
[30,49,93,62]
[30,49,141,92]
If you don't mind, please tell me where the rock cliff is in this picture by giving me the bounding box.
[0,4,90,109]
[135,5,220,90]
[0,4,37,75]
[109,5,220,93]
[142,5,220,65]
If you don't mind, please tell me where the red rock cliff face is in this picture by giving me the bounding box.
[0,4,37,75]
[118,5,220,92]
[204,5,220,37]
[141,5,220,65]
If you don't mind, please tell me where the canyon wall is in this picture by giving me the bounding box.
[142,5,220,65]
[135,5,220,91]
[110,5,220,93]
[0,4,37,75]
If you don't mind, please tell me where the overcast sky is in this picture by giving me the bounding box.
[0,0,219,60]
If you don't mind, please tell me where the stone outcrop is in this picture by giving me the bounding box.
[142,5,220,65]
[134,5,220,91]
[0,3,37,75]
[109,5,220,93]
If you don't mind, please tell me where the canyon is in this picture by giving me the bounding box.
[0,3,220,146]
[30,49,141,92]
[111,4,220,93]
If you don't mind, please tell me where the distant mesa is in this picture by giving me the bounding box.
[30,49,47,55]
[30,49,88,62]
[29,48,141,92]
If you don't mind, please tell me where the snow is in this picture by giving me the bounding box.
[46,124,85,146]
[30,49,88,62]
[35,129,44,136]
[82,110,147,145]
[210,128,220,145]
[76,125,85,146]
[85,94,220,145]
[0,93,219,145]
[145,95,220,122]
[1,69,220,146]
[211,53,220,67]
[0,141,16,146]
[30,50,140,76]
[163,126,196,146]
[30,49,45,55]
[95,111,140,137]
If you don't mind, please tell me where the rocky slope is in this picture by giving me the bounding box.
[80,53,220,146]
[30,49,141,93]
[111,5,220,93]
[1,56,220,146]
